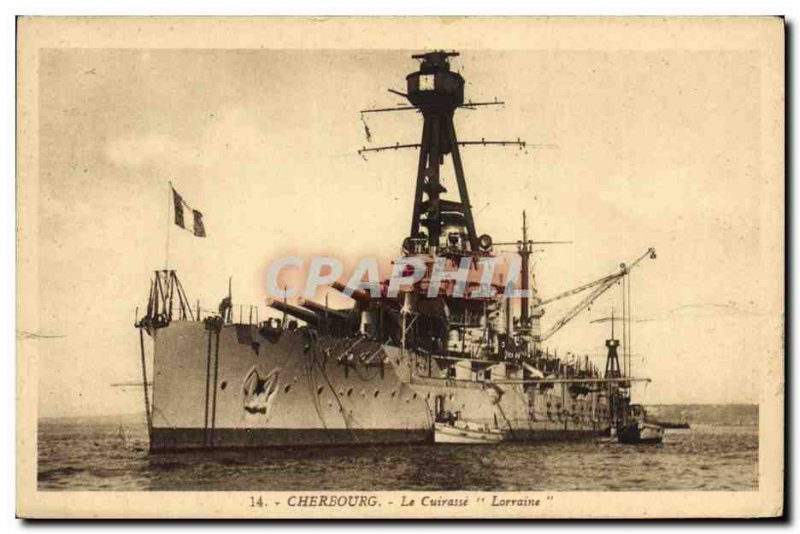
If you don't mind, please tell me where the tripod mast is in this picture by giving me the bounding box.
[359,51,526,256]
[405,51,478,252]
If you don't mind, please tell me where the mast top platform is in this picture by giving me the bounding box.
[411,50,460,65]
[406,50,464,110]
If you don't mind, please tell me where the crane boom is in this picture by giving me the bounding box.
[537,247,656,341]
[537,247,656,306]
[540,277,618,341]
[538,272,619,306]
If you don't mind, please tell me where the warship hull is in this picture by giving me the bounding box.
[149,321,611,451]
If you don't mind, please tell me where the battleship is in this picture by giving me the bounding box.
[135,51,657,451]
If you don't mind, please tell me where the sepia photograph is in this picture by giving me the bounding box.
[15,16,784,518]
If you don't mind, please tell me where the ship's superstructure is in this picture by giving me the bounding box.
[135,51,656,450]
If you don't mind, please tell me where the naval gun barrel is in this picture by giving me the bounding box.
[330,281,403,322]
[297,297,353,322]
[266,299,320,326]
[330,281,374,304]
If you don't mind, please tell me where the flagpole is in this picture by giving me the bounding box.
[165,180,171,271]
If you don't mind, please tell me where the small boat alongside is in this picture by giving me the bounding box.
[434,413,506,444]
[617,404,664,444]
[617,421,664,444]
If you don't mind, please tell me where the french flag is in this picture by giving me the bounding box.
[172,187,206,238]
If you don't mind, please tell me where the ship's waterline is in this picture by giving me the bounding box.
[37,410,759,491]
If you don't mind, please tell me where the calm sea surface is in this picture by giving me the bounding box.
[38,407,758,492]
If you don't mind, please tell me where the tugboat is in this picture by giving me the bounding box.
[617,404,664,444]
[597,309,662,444]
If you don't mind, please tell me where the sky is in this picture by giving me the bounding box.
[28,46,781,417]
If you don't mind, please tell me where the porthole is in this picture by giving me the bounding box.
[284,384,291,394]
[346,387,353,397]
[412,393,418,400]
[220,381,227,390]
[317,386,324,395]
[391,390,397,398]
[426,392,431,399]
[374,390,380,398]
